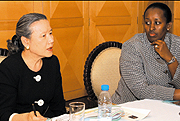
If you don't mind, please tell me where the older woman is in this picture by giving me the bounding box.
[0,13,66,121]
[112,2,180,104]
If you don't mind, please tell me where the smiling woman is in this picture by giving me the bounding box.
[112,2,180,104]
[0,13,66,121]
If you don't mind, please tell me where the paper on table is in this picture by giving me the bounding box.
[48,106,150,121]
[121,107,151,121]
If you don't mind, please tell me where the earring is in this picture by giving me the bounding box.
[26,46,29,50]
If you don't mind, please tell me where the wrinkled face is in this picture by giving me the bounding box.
[144,7,171,43]
[28,19,54,58]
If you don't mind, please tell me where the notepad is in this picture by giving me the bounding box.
[121,107,151,121]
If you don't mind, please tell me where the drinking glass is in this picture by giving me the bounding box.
[69,102,85,121]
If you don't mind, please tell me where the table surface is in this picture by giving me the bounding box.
[51,99,180,121]
[118,99,180,121]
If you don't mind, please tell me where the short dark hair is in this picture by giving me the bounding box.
[7,13,47,56]
[143,2,172,23]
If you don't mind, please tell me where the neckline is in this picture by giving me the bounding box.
[143,32,171,63]
[20,52,44,73]
[143,32,171,50]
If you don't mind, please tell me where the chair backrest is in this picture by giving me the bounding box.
[0,48,8,63]
[83,41,122,101]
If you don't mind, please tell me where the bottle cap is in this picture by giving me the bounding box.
[101,84,109,91]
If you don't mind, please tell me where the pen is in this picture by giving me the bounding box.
[32,103,37,117]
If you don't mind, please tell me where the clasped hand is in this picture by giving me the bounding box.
[151,40,173,62]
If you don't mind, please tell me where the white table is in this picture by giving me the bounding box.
[51,99,180,121]
[119,99,180,121]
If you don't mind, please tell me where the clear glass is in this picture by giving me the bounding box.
[69,102,85,121]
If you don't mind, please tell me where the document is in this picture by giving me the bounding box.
[121,107,151,121]
[48,105,150,121]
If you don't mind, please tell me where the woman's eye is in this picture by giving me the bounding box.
[42,34,46,37]
[145,21,150,25]
[155,21,161,25]
[50,32,52,35]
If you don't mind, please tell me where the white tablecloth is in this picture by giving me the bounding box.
[51,99,180,121]
[119,99,180,121]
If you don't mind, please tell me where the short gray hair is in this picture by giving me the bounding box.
[7,13,47,56]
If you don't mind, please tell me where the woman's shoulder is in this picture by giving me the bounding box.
[43,55,60,67]
[126,33,145,42]
[123,33,145,46]
[1,52,21,65]
[42,55,61,71]
[169,33,180,40]
[167,33,180,46]
[0,52,22,74]
[44,55,59,62]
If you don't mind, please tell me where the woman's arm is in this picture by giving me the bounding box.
[48,56,66,116]
[0,63,18,120]
[151,37,180,89]
[151,40,178,78]
[120,40,175,100]
[173,89,180,100]
[167,56,178,78]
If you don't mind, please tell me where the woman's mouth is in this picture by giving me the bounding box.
[149,33,156,37]
[47,47,53,51]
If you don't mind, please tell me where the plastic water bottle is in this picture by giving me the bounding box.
[98,84,112,121]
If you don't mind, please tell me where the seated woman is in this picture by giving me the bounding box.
[0,13,66,121]
[112,2,180,104]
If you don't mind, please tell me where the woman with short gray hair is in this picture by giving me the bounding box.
[0,13,66,121]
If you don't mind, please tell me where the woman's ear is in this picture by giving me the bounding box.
[167,22,172,31]
[21,36,30,50]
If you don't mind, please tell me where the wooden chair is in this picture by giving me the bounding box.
[83,41,122,101]
[0,48,8,63]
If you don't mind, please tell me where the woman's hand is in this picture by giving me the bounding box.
[151,39,178,78]
[12,111,47,121]
[151,40,173,62]
[173,89,180,100]
[28,111,47,121]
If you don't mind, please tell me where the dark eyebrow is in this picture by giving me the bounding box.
[144,18,161,21]
[154,18,161,21]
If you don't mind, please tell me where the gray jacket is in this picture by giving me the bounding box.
[112,32,180,104]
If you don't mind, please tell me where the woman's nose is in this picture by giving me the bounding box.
[150,23,155,31]
[49,35,54,43]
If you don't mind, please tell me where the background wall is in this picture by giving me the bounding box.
[0,1,179,101]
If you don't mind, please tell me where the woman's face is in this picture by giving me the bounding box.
[28,19,54,58]
[144,7,171,43]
